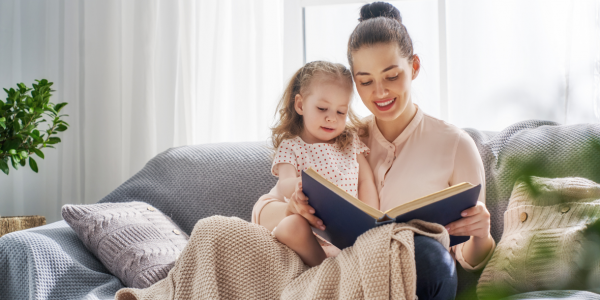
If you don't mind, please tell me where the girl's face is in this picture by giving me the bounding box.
[294,78,352,144]
[351,43,419,122]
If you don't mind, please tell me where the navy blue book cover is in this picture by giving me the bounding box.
[301,170,481,250]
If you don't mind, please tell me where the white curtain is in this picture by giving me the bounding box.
[0,0,283,222]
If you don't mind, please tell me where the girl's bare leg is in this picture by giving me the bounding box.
[274,214,327,267]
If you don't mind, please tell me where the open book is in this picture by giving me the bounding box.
[302,167,481,250]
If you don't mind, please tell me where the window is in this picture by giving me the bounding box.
[285,0,600,130]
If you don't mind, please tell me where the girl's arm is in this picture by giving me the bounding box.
[258,164,324,232]
[356,153,379,210]
[276,163,302,199]
[253,163,299,232]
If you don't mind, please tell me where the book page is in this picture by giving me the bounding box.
[383,182,476,218]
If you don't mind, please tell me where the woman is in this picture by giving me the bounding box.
[252,2,495,299]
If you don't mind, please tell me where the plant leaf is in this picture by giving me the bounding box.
[47,137,61,144]
[54,102,67,112]
[0,159,8,175]
[44,105,58,116]
[19,150,28,158]
[10,155,19,168]
[56,124,68,132]
[32,148,45,159]
[29,157,38,173]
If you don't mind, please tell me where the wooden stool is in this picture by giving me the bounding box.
[0,215,47,238]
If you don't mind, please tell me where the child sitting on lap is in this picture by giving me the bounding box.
[269,61,379,267]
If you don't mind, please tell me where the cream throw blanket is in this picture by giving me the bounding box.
[115,216,449,300]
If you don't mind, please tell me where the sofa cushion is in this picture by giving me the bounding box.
[62,201,189,288]
[458,120,600,299]
[477,176,600,299]
[465,121,600,244]
[97,142,277,235]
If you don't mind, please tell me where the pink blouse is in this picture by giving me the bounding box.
[359,106,494,271]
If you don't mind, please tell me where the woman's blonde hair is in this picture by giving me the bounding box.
[271,61,366,151]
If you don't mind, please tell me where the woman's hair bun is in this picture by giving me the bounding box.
[359,2,401,23]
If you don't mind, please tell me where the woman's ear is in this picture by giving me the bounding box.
[411,54,421,80]
[294,94,304,115]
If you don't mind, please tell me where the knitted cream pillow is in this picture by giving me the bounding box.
[62,201,189,288]
[477,177,600,299]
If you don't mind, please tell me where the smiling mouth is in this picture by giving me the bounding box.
[321,126,335,132]
[375,98,395,107]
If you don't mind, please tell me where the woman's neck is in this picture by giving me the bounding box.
[375,103,418,143]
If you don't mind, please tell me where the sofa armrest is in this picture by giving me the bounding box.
[0,221,124,300]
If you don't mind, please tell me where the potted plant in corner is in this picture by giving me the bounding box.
[0,79,69,175]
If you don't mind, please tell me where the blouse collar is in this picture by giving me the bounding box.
[369,104,424,148]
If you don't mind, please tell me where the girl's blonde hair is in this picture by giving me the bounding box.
[271,61,366,151]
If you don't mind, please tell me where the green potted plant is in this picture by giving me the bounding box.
[0,79,69,175]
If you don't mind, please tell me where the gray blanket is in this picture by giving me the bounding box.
[1,120,599,300]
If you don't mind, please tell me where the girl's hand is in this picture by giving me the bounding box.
[445,201,491,240]
[285,181,326,230]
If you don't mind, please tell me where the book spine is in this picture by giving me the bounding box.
[375,214,394,225]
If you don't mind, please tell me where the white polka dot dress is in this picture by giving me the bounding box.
[272,135,370,198]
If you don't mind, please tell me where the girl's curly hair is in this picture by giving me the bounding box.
[271,61,366,151]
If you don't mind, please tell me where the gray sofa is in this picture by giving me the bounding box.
[1,120,599,300]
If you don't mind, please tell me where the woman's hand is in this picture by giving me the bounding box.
[445,201,491,240]
[285,181,326,230]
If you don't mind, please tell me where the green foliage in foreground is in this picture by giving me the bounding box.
[0,79,68,175]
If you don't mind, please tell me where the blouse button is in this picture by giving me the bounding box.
[147,206,156,212]
[173,229,181,235]
[561,206,570,213]
[520,212,528,222]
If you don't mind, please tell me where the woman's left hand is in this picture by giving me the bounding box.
[445,201,491,239]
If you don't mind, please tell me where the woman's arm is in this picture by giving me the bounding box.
[446,131,495,269]
[447,202,494,267]
[356,153,379,210]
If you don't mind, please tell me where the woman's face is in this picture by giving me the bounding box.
[351,43,419,122]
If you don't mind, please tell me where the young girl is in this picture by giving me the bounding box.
[269,61,379,267]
